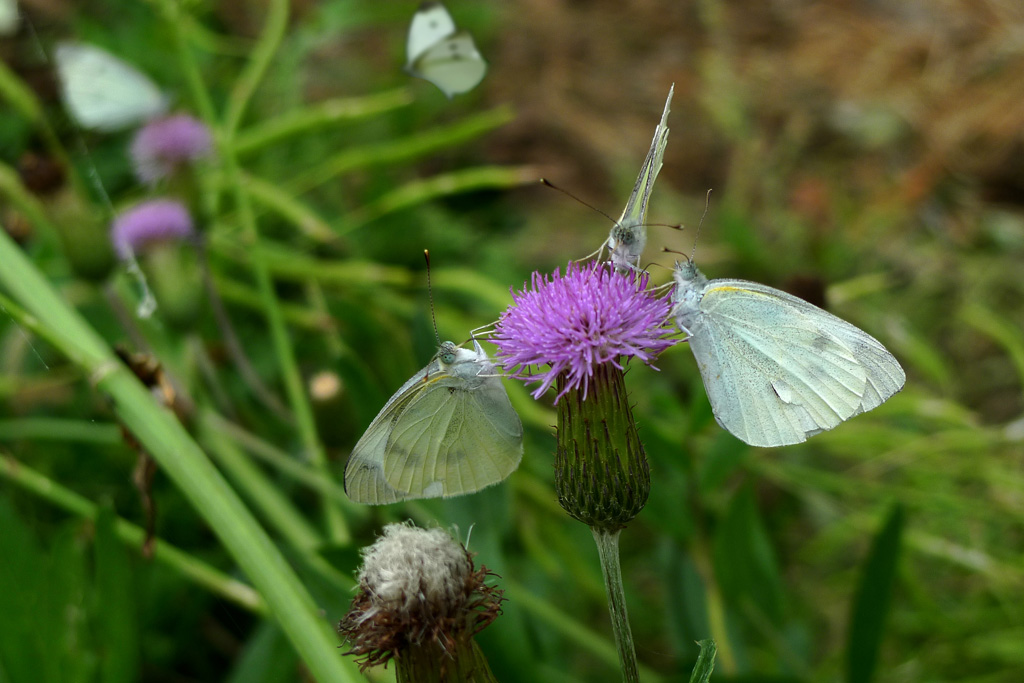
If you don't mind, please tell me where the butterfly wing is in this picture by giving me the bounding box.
[344,350,522,504]
[343,360,437,504]
[56,42,168,132]
[608,84,673,270]
[410,32,487,98]
[406,1,457,65]
[687,279,905,447]
[0,0,19,37]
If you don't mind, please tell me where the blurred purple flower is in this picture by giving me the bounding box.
[130,114,212,185]
[111,199,194,259]
[493,262,677,401]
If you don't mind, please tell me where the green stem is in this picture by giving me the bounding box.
[340,166,535,235]
[286,106,516,195]
[591,528,640,683]
[223,0,288,135]
[233,89,415,154]
[0,418,121,444]
[397,639,498,683]
[156,0,217,121]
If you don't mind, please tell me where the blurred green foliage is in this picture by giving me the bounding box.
[2,0,1023,681]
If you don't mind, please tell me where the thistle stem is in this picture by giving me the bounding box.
[397,640,498,683]
[592,527,639,683]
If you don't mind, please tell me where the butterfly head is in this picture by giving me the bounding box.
[610,222,642,248]
[436,340,459,368]
[672,259,705,287]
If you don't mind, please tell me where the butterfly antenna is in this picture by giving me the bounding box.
[424,250,441,346]
[690,189,713,263]
[542,179,679,236]
[540,178,619,226]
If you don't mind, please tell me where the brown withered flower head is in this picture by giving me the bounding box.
[338,523,504,673]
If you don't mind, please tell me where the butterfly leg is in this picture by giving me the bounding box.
[469,321,498,340]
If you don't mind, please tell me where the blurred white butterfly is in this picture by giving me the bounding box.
[604,85,673,273]
[344,339,523,504]
[671,259,906,447]
[405,2,487,98]
[0,0,19,37]
[55,42,169,132]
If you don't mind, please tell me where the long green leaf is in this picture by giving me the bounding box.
[712,484,785,625]
[95,506,139,683]
[688,640,717,683]
[846,504,905,683]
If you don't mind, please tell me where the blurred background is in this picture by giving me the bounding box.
[1,0,1023,681]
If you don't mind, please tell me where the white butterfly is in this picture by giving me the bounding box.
[344,339,523,504]
[604,85,673,273]
[55,42,169,133]
[671,259,905,447]
[0,0,19,37]
[405,2,487,98]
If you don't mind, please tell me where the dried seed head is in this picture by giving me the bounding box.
[338,523,504,673]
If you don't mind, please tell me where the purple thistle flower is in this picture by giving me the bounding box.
[110,199,194,259]
[130,114,213,185]
[493,261,677,401]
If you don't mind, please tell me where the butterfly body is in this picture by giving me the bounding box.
[405,3,486,98]
[672,260,905,447]
[344,340,523,504]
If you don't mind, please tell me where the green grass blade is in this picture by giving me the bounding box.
[233,89,415,154]
[94,506,139,683]
[712,484,785,625]
[846,503,905,683]
[688,640,717,683]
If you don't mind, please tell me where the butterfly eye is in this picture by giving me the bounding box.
[441,352,456,365]
[611,224,636,245]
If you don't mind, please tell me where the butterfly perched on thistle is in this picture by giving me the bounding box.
[344,339,523,504]
[344,252,522,505]
[604,85,673,273]
[670,257,905,447]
